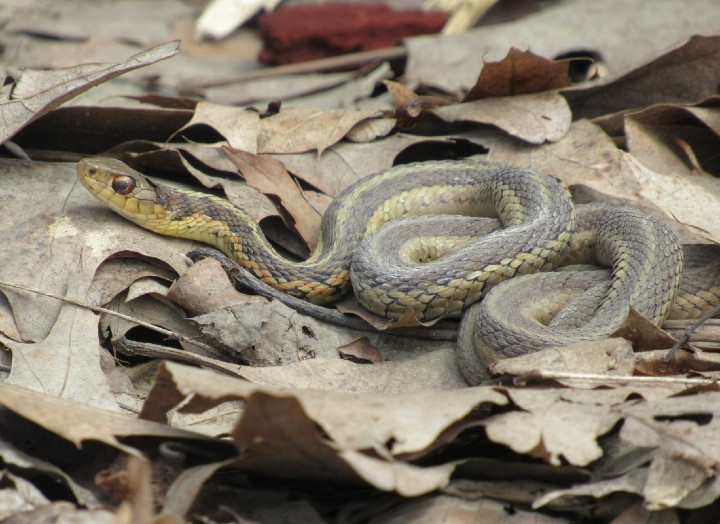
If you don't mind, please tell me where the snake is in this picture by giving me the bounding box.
[76,157,720,383]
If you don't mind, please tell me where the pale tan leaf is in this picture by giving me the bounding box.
[339,450,454,496]
[257,107,383,154]
[625,154,720,243]
[173,101,260,151]
[0,41,179,144]
[1,308,117,410]
[492,338,635,379]
[376,494,573,524]
[431,92,571,144]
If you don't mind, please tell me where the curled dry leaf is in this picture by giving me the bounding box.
[383,80,451,124]
[565,34,720,119]
[485,394,616,467]
[620,101,720,178]
[0,381,211,456]
[612,308,677,352]
[223,146,321,249]
[463,47,571,102]
[344,116,397,143]
[337,337,382,364]
[0,41,179,145]
[171,101,260,152]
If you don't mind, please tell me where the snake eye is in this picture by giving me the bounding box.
[111,175,136,195]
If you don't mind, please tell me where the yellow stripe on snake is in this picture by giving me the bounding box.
[77,158,720,384]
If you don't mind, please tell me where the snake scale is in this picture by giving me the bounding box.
[77,157,720,383]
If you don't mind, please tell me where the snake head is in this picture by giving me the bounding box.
[76,157,168,226]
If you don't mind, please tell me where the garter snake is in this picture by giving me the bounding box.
[77,157,717,382]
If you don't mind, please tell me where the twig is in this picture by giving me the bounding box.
[181,46,407,91]
[0,280,220,356]
[519,370,718,387]
[665,304,720,363]
[113,337,246,377]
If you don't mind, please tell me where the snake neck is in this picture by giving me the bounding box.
[151,184,353,304]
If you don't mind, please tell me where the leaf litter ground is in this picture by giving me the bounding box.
[2,1,720,522]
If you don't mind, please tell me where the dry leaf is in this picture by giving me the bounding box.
[223,146,322,249]
[144,362,508,456]
[337,337,382,364]
[257,107,383,154]
[172,101,260,152]
[491,338,636,378]
[613,308,677,352]
[405,0,720,93]
[464,48,571,101]
[621,102,720,178]
[0,41,179,145]
[565,35,720,119]
[624,154,720,243]
[168,258,267,316]
[383,80,451,123]
[374,495,573,524]
[485,391,618,467]
[431,92,571,144]
[0,382,211,456]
